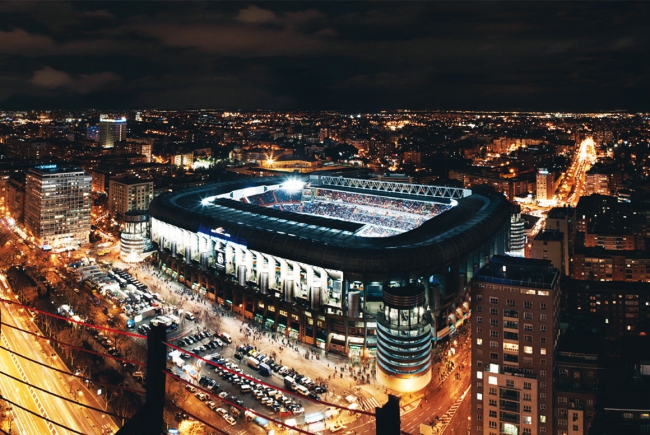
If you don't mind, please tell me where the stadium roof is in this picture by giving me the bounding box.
[150,177,511,275]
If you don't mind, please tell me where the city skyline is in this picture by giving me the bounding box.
[0,2,648,112]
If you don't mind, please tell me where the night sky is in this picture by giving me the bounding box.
[0,2,648,112]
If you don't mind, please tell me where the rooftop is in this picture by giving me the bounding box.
[474,255,559,289]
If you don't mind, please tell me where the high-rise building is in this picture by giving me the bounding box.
[108,176,153,221]
[24,164,91,249]
[99,115,127,148]
[471,256,561,435]
[536,168,556,202]
[508,205,526,257]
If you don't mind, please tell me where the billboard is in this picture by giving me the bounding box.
[215,250,226,268]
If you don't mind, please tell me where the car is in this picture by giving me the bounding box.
[199,376,209,386]
[223,415,236,426]
[206,401,218,410]
[218,391,229,399]
[314,386,327,394]
[234,353,244,361]
[308,392,320,400]
[235,399,244,406]
[291,406,304,415]
[272,404,282,413]
[211,384,221,393]
[195,392,208,401]
[175,412,188,422]
[215,338,224,347]
[185,385,196,393]
[228,395,238,403]
[180,353,190,360]
[216,407,228,417]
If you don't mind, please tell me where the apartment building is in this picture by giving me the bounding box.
[472,256,561,435]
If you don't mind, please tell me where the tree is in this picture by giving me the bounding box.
[178,420,209,435]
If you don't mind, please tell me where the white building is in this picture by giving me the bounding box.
[24,164,91,249]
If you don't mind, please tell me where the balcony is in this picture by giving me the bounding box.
[500,389,520,401]
[499,411,520,424]
[500,400,520,413]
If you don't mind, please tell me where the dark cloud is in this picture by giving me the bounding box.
[0,1,647,111]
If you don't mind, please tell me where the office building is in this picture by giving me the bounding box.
[24,164,91,249]
[536,168,557,202]
[99,115,127,148]
[108,176,153,221]
[472,256,561,435]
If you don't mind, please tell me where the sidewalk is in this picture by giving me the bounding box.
[131,260,472,420]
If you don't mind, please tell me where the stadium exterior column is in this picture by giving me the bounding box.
[292,261,300,296]
[279,258,288,291]
[191,232,199,257]
[235,245,243,273]
[246,250,254,283]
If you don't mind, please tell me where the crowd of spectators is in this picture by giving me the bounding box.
[314,188,451,216]
[248,187,452,237]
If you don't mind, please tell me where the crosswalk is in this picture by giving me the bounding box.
[359,396,381,411]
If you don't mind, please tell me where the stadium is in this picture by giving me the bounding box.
[149,174,511,392]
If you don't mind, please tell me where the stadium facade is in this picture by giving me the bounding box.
[149,175,511,392]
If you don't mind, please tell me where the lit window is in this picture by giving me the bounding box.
[488,376,497,385]
[477,371,483,379]
[477,393,483,401]
[524,346,533,354]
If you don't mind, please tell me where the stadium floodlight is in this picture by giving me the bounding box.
[282,179,304,193]
[201,195,217,206]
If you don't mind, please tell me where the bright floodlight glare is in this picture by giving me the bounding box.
[283,179,304,193]
[201,195,217,205]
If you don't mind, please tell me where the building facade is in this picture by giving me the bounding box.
[24,165,91,249]
[99,115,127,148]
[530,231,565,277]
[108,177,153,221]
[472,256,561,435]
